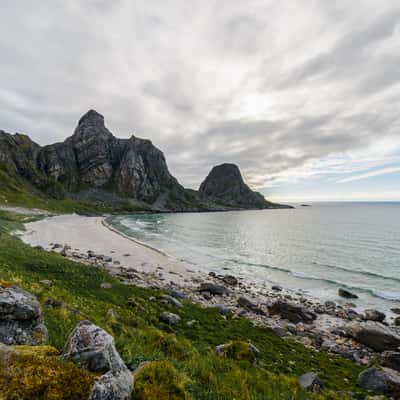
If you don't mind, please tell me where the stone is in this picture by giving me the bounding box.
[39,279,53,287]
[0,285,48,345]
[298,372,323,391]
[338,288,358,299]
[237,296,265,315]
[357,367,400,397]
[215,341,259,363]
[161,295,183,308]
[100,283,112,289]
[272,326,286,337]
[159,311,181,325]
[212,304,232,315]
[44,297,63,308]
[344,321,400,352]
[198,283,227,296]
[102,256,112,263]
[271,285,282,292]
[381,351,400,372]
[63,320,133,400]
[324,301,336,308]
[168,290,188,299]
[363,309,386,323]
[269,301,317,324]
[222,275,238,286]
[202,292,212,300]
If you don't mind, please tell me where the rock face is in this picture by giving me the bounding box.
[344,321,400,352]
[269,301,317,324]
[199,163,291,210]
[0,285,47,345]
[63,320,133,400]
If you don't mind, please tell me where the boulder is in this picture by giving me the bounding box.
[271,285,282,292]
[298,372,323,391]
[168,290,188,299]
[0,285,47,345]
[358,367,400,397]
[62,320,133,400]
[215,341,259,363]
[269,301,317,324]
[237,296,265,315]
[159,312,181,325]
[222,275,238,286]
[338,288,358,299]
[344,321,400,352]
[363,309,386,323]
[381,351,400,372]
[198,283,227,296]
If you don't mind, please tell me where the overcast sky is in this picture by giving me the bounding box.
[1,1,400,201]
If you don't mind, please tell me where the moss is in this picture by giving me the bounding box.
[134,360,189,400]
[0,345,96,400]
[216,340,257,363]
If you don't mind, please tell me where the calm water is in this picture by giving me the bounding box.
[108,203,400,314]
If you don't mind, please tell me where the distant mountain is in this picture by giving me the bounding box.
[0,110,291,212]
[199,163,292,209]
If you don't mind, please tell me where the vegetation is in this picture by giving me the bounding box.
[0,211,367,399]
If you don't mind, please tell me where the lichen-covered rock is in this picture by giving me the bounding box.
[343,321,400,352]
[63,320,133,400]
[0,285,47,345]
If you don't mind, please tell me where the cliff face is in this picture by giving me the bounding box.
[199,163,291,209]
[0,110,193,210]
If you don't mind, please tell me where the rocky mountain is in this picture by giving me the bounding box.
[0,110,290,211]
[199,163,292,209]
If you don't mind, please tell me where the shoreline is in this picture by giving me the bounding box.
[18,212,400,367]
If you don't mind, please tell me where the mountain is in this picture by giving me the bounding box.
[199,163,292,209]
[0,110,291,212]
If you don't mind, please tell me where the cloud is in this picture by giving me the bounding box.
[0,1,399,200]
[337,166,400,183]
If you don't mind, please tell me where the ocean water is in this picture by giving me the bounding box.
[108,203,400,315]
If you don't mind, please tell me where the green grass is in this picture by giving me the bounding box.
[0,212,367,399]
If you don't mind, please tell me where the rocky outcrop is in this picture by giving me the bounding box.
[63,320,133,400]
[0,284,47,345]
[343,321,400,352]
[199,163,292,210]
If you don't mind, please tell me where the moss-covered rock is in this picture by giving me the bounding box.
[0,344,96,399]
[133,360,189,400]
[215,340,259,363]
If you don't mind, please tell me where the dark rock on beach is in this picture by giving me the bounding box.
[198,283,227,296]
[269,301,317,324]
[363,309,386,323]
[338,288,358,299]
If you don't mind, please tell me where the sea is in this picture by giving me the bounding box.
[107,202,400,316]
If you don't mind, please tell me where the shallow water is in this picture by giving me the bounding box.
[108,202,400,315]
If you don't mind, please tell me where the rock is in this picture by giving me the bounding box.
[344,321,400,352]
[212,304,232,315]
[63,320,133,400]
[198,163,292,209]
[100,283,112,289]
[391,308,400,315]
[298,372,323,391]
[52,243,63,249]
[358,367,400,397]
[87,250,96,258]
[44,297,63,308]
[222,275,238,286]
[168,290,188,299]
[215,341,259,363]
[202,291,212,300]
[363,309,386,323]
[102,256,112,263]
[237,296,265,315]
[198,283,227,296]
[39,279,53,287]
[381,351,400,372]
[269,301,317,324]
[0,285,48,345]
[159,312,181,325]
[272,326,286,337]
[161,295,183,308]
[395,317,400,327]
[324,301,336,308]
[338,288,358,299]
[287,323,297,334]
[271,285,282,292]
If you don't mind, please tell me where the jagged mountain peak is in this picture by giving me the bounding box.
[77,109,105,127]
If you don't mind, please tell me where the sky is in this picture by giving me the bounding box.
[1,1,400,202]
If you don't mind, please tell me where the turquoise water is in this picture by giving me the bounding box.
[108,203,400,314]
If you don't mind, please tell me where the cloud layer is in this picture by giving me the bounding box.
[1,1,400,200]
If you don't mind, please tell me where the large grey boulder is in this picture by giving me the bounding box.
[269,301,317,324]
[344,321,400,352]
[298,372,323,391]
[63,320,133,400]
[381,351,400,372]
[0,285,47,345]
[358,367,400,397]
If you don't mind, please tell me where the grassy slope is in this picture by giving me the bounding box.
[0,210,367,399]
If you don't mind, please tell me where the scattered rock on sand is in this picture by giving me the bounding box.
[363,309,386,323]
[0,284,48,345]
[269,301,317,324]
[298,372,323,391]
[344,321,400,352]
[357,367,400,397]
[62,320,133,400]
[159,311,181,325]
[338,288,358,299]
[198,283,227,296]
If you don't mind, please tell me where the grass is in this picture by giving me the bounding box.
[0,211,368,399]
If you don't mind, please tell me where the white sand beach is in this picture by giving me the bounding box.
[19,214,199,286]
